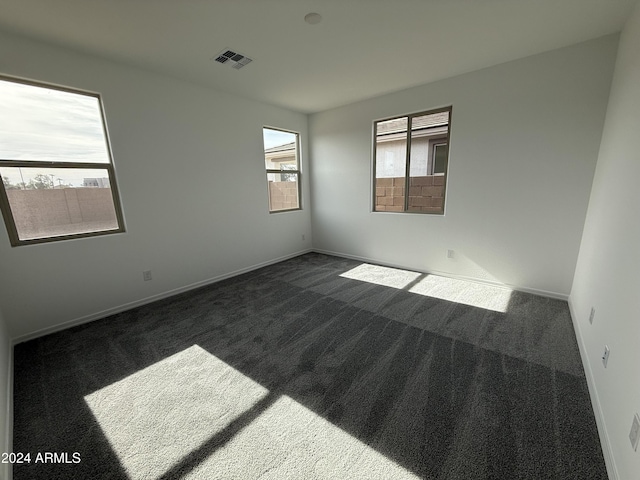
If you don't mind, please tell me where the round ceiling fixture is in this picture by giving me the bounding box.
[304,12,322,25]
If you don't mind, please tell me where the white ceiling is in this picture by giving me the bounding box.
[0,0,636,113]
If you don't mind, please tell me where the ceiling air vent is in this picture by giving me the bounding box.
[213,49,253,70]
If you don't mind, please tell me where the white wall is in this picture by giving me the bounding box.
[0,30,311,340]
[0,304,10,480]
[309,36,618,297]
[569,3,640,479]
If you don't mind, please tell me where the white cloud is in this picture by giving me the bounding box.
[0,79,110,163]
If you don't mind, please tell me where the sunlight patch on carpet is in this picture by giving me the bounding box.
[182,394,420,479]
[341,263,512,312]
[84,345,268,480]
[85,344,420,479]
[340,263,421,289]
[408,275,512,312]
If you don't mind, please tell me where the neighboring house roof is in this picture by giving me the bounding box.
[264,142,296,154]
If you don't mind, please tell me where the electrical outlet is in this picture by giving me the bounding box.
[143,270,152,281]
[602,345,610,368]
[302,234,305,241]
[447,249,455,259]
[630,413,640,452]
[589,307,595,324]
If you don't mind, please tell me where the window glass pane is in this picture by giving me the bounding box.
[374,117,407,212]
[433,143,448,174]
[267,172,299,211]
[263,129,298,170]
[263,127,300,213]
[1,166,119,241]
[407,111,449,214]
[0,79,110,163]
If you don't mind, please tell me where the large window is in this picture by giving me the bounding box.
[263,127,301,212]
[0,76,125,246]
[373,107,451,214]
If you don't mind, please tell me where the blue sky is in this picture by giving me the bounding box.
[263,128,296,150]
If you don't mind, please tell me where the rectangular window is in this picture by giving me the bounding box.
[263,127,301,212]
[373,107,451,214]
[0,76,125,246]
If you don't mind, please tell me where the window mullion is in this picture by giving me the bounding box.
[404,116,412,212]
[0,160,113,169]
[0,180,19,245]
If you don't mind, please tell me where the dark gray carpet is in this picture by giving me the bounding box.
[12,253,607,479]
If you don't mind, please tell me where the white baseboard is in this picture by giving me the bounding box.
[312,248,569,300]
[13,246,566,345]
[13,249,313,345]
[567,298,618,480]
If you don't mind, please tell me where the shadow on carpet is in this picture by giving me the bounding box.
[13,253,607,479]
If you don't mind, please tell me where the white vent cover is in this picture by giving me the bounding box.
[213,49,253,70]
